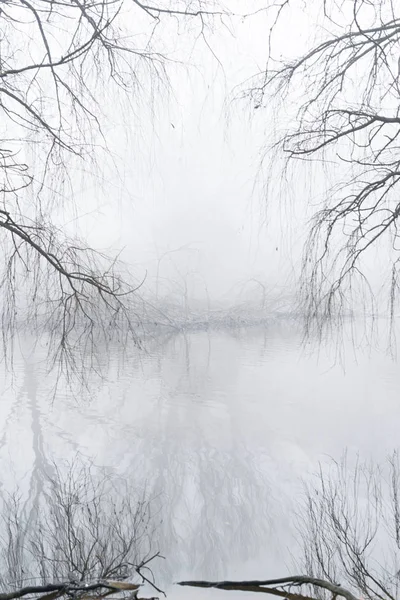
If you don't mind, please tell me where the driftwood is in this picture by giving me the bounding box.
[0,580,159,600]
[0,552,166,600]
[178,576,360,600]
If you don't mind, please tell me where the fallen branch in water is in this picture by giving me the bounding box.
[0,579,159,600]
[178,576,360,600]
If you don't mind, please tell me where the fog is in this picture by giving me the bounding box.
[1,3,400,600]
[3,325,400,584]
[72,8,310,308]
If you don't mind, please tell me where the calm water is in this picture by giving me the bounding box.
[1,323,400,595]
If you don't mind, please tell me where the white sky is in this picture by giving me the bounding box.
[70,2,312,306]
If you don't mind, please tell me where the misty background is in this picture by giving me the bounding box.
[67,7,310,308]
[1,1,399,600]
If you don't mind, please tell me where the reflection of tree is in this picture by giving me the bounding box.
[1,329,286,587]
[123,433,273,583]
[297,454,400,599]
[114,332,276,583]
[0,346,57,522]
[181,454,400,600]
[0,461,156,590]
[0,342,95,500]
[20,355,57,528]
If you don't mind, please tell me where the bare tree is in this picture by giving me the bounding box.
[0,459,162,595]
[0,0,255,375]
[296,454,400,600]
[179,454,400,600]
[246,0,400,342]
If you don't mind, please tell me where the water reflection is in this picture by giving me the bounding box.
[1,324,400,588]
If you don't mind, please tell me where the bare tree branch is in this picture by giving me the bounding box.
[178,576,359,600]
[0,459,163,597]
[179,455,400,600]
[0,0,264,376]
[246,0,400,343]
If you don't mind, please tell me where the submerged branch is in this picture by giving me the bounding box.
[178,576,360,600]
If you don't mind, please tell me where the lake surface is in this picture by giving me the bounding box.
[1,322,399,596]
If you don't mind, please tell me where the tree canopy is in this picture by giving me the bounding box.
[249,0,400,341]
[0,0,261,374]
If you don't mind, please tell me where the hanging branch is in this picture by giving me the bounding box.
[0,0,255,375]
[245,0,400,342]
